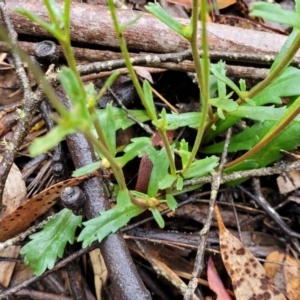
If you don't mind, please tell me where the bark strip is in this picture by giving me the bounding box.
[3,0,299,59]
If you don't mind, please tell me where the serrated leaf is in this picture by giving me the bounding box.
[147,147,170,197]
[78,203,144,247]
[165,112,202,130]
[205,67,300,142]
[159,173,177,190]
[228,105,287,121]
[20,209,82,275]
[210,97,238,112]
[72,161,101,177]
[254,67,300,105]
[217,107,225,119]
[184,156,219,179]
[166,194,178,210]
[203,121,300,171]
[29,125,75,157]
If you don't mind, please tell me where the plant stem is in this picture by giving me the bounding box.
[238,31,300,104]
[158,129,176,176]
[83,131,127,191]
[181,0,212,175]
[89,106,110,152]
[224,32,300,169]
[107,0,151,114]
[108,0,176,174]
[226,95,300,168]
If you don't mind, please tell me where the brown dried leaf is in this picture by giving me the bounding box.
[0,246,20,288]
[133,66,153,84]
[215,204,286,300]
[277,171,300,194]
[0,173,95,242]
[1,156,26,217]
[265,251,300,300]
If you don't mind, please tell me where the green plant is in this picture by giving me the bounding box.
[9,0,300,275]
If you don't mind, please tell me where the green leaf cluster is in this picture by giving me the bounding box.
[16,0,300,276]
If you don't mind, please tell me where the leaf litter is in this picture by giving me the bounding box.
[214,204,287,300]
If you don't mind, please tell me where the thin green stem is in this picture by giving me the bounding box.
[107,0,150,114]
[89,106,110,152]
[226,95,300,169]
[108,0,176,174]
[239,31,300,104]
[205,30,300,143]
[83,130,127,191]
[158,129,176,176]
[181,0,212,175]
[44,0,61,29]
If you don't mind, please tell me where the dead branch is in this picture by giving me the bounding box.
[3,0,300,60]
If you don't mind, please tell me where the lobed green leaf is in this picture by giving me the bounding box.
[20,209,82,275]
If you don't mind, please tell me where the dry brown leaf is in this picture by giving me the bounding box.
[215,204,286,300]
[1,155,27,217]
[277,171,300,194]
[0,246,20,288]
[0,158,26,288]
[89,249,107,300]
[0,173,96,242]
[265,251,300,300]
